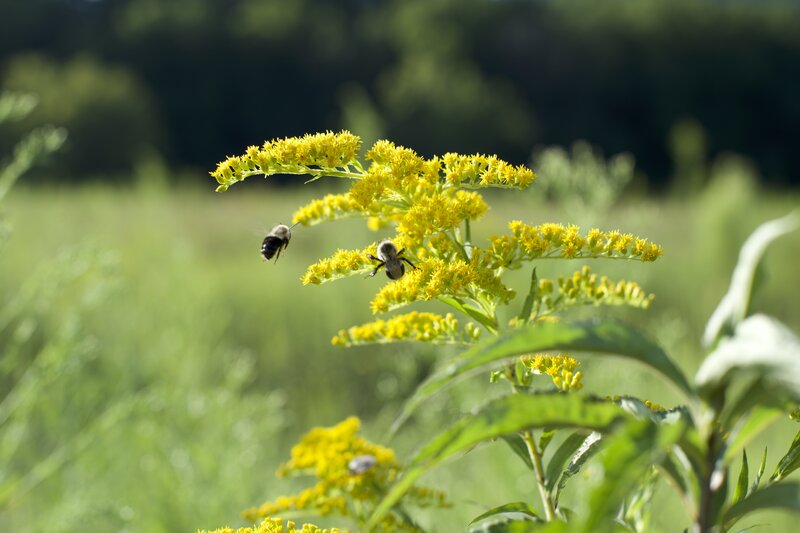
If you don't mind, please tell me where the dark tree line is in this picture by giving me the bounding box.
[1,0,798,187]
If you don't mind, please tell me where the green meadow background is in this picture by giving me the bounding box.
[2,170,799,532]
[2,0,800,531]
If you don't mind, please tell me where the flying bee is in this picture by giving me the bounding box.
[368,239,418,280]
[261,222,297,262]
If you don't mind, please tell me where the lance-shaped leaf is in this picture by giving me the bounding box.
[544,431,590,493]
[468,501,540,527]
[467,520,545,533]
[696,314,800,408]
[752,447,768,493]
[579,419,688,533]
[393,320,691,432]
[771,429,800,482]
[723,407,781,465]
[554,432,603,507]
[723,482,800,529]
[732,450,749,504]
[370,393,628,529]
[703,212,799,349]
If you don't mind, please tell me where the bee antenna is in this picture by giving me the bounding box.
[289,221,302,230]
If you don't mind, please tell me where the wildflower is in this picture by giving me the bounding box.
[302,246,376,285]
[369,258,514,314]
[243,418,447,528]
[197,517,340,533]
[521,353,584,392]
[332,312,476,346]
[292,194,364,226]
[211,131,362,192]
[441,153,536,189]
[485,222,663,269]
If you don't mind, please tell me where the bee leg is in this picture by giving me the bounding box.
[367,255,385,277]
[401,257,418,270]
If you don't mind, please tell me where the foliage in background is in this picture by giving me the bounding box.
[0,94,287,533]
[1,0,799,185]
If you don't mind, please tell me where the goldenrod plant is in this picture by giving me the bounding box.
[206,131,800,532]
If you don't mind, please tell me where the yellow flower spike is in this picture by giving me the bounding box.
[332,312,472,346]
[369,258,512,314]
[481,223,663,268]
[521,353,583,392]
[440,153,536,189]
[211,131,362,191]
[198,516,341,533]
[243,418,446,528]
[366,139,426,178]
[292,193,364,226]
[302,246,376,285]
[533,267,654,317]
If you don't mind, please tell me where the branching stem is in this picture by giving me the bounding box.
[521,429,557,521]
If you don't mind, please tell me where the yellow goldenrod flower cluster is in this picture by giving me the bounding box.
[482,222,663,268]
[530,266,655,319]
[369,258,514,314]
[212,131,362,192]
[441,153,536,189]
[198,517,340,533]
[243,418,446,529]
[331,311,481,346]
[292,193,365,226]
[302,245,377,285]
[521,353,584,392]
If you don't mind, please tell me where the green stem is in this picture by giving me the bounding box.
[437,296,498,334]
[518,267,538,322]
[464,219,473,259]
[521,430,557,521]
[443,229,470,262]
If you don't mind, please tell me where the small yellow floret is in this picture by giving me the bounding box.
[521,353,584,392]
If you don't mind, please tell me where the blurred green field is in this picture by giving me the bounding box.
[1,177,799,532]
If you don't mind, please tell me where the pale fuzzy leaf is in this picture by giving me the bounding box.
[703,212,799,349]
[696,314,800,402]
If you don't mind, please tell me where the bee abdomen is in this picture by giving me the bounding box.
[386,264,405,280]
[261,236,284,260]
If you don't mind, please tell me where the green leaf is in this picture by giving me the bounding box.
[469,501,540,525]
[723,482,800,528]
[501,434,534,471]
[545,432,588,493]
[370,394,628,529]
[393,320,691,432]
[752,447,767,493]
[539,429,556,454]
[703,212,799,349]
[438,296,498,332]
[723,407,781,464]
[658,451,696,507]
[733,450,749,504]
[467,520,544,533]
[580,419,687,533]
[771,429,800,482]
[554,432,603,507]
[696,315,800,407]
